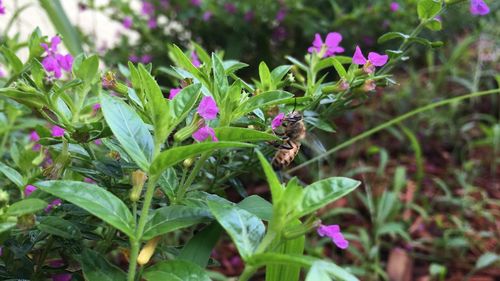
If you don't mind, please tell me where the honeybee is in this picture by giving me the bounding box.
[271,111,306,169]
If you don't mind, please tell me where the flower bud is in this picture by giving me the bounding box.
[102,71,128,95]
[362,79,376,92]
[174,118,204,143]
[362,61,376,74]
[0,190,9,203]
[130,170,147,202]
[137,236,161,265]
[183,158,194,168]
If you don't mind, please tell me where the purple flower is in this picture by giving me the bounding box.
[271,113,285,130]
[0,0,6,15]
[52,274,72,281]
[390,2,400,12]
[41,36,61,55]
[141,1,154,16]
[83,177,96,184]
[123,17,133,29]
[191,51,201,67]
[141,54,152,64]
[56,54,73,72]
[470,0,490,16]
[24,185,37,197]
[244,11,254,22]
[191,0,201,7]
[193,126,218,142]
[147,17,158,28]
[275,8,287,22]
[169,88,181,99]
[272,26,287,42]
[307,32,345,58]
[40,36,73,78]
[94,139,102,145]
[30,131,40,142]
[352,45,388,73]
[317,224,349,249]
[0,66,5,77]
[129,55,139,63]
[92,103,101,112]
[51,126,65,137]
[45,199,62,212]
[202,11,212,21]
[224,3,237,14]
[197,96,219,120]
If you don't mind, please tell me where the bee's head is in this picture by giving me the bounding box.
[285,112,302,123]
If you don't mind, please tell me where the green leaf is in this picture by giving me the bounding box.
[306,262,331,281]
[0,46,23,73]
[144,260,211,281]
[238,195,273,221]
[142,206,212,240]
[331,57,347,78]
[39,0,84,55]
[168,83,202,134]
[212,53,228,100]
[259,61,272,90]
[475,252,499,270]
[7,198,47,216]
[377,32,409,44]
[38,217,81,239]
[214,127,279,142]
[35,180,135,238]
[0,161,24,187]
[223,60,249,75]
[137,64,170,145]
[271,65,292,84]
[207,199,265,259]
[178,223,223,267]
[234,90,293,118]
[256,151,283,202]
[0,88,45,109]
[0,222,17,234]
[417,0,441,20]
[150,142,253,176]
[297,177,360,218]
[158,168,178,201]
[425,18,442,31]
[80,249,126,281]
[100,92,154,171]
[169,44,206,84]
[74,55,99,83]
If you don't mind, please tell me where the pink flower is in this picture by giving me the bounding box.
[94,139,102,145]
[40,36,73,78]
[30,131,40,142]
[275,8,286,22]
[24,185,37,197]
[308,32,345,58]
[51,126,65,137]
[191,51,201,67]
[244,11,254,22]
[0,0,6,15]
[129,55,139,63]
[83,177,96,184]
[470,0,490,16]
[202,11,212,21]
[191,0,202,7]
[352,45,388,73]
[123,16,133,29]
[169,88,181,99]
[92,103,101,112]
[193,126,218,142]
[197,96,219,120]
[271,113,285,130]
[317,224,349,249]
[45,199,62,212]
[141,1,154,16]
[147,17,157,28]
[390,2,399,12]
[0,66,5,77]
[141,54,153,64]
[224,3,237,14]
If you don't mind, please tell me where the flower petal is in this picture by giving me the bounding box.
[197,96,219,120]
[470,0,490,16]
[271,113,285,130]
[169,88,181,100]
[193,126,218,142]
[352,46,367,65]
[325,32,342,48]
[367,52,388,66]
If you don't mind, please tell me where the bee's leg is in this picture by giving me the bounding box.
[279,140,294,150]
[268,140,282,148]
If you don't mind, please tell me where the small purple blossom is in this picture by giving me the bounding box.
[197,96,219,120]
[390,2,400,12]
[308,32,345,57]
[0,0,6,15]
[352,45,388,73]
[141,54,153,64]
[129,55,140,63]
[470,0,490,16]
[191,0,201,7]
[24,185,37,197]
[123,17,133,29]
[224,3,237,14]
[244,11,254,22]
[40,36,73,78]
[169,88,181,99]
[202,11,212,21]
[147,17,158,28]
[193,126,218,142]
[0,66,5,77]
[30,131,40,142]
[191,51,201,67]
[52,274,72,281]
[141,1,154,16]
[317,224,349,249]
[275,8,287,22]
[84,177,96,184]
[51,126,65,138]
[45,199,62,212]
[94,139,102,145]
[272,26,287,42]
[271,113,285,130]
[92,103,101,112]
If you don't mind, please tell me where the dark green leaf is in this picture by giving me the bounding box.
[377,32,409,44]
[35,180,135,238]
[158,168,177,200]
[238,195,273,221]
[38,217,81,239]
[80,249,126,281]
[234,90,293,118]
[0,46,23,73]
[7,198,47,216]
[212,53,228,99]
[142,206,212,240]
[271,65,292,84]
[178,223,223,267]
[0,161,24,187]
[256,151,283,202]
[150,142,253,176]
[168,83,202,134]
[100,92,154,171]
[207,200,265,259]
[144,260,211,281]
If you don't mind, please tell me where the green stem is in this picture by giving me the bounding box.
[127,240,140,281]
[176,152,210,202]
[288,89,500,173]
[239,266,258,281]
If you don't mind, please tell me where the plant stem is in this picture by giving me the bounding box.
[127,240,140,281]
[288,89,500,173]
[239,266,258,281]
[176,152,210,201]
